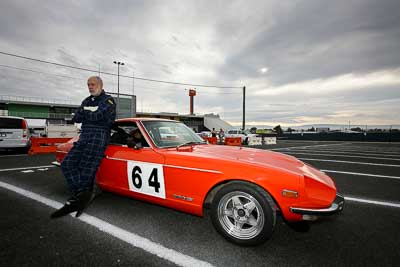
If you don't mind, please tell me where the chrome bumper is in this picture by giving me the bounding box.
[51,161,61,167]
[290,193,345,216]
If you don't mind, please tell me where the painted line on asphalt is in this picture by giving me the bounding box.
[282,148,400,157]
[0,165,55,172]
[345,196,400,208]
[321,170,400,180]
[0,154,28,158]
[0,181,214,267]
[271,143,348,151]
[285,152,400,161]
[298,158,400,167]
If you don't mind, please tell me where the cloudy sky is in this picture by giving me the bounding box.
[0,0,399,127]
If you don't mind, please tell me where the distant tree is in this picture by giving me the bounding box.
[286,127,294,133]
[351,127,362,132]
[307,127,315,132]
[368,128,383,133]
[273,125,283,135]
[250,127,257,134]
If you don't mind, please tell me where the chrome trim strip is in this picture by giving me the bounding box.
[290,193,345,216]
[105,156,133,162]
[173,194,193,202]
[163,164,222,174]
[105,156,221,174]
[138,120,163,149]
[137,121,156,149]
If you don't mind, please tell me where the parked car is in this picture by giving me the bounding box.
[197,131,212,139]
[54,118,344,246]
[225,129,258,144]
[225,129,245,142]
[0,116,31,152]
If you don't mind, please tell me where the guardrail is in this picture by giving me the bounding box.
[8,112,73,119]
[204,137,218,145]
[224,137,242,146]
[0,95,73,105]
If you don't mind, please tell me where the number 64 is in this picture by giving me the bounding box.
[132,166,161,193]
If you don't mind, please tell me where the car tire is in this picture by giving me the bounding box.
[210,181,276,246]
[16,146,30,154]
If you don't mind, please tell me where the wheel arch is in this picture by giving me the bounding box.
[203,179,282,214]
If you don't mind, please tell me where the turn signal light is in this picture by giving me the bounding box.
[282,189,298,198]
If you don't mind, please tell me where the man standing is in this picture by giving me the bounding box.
[51,76,116,218]
[211,128,217,137]
[218,128,225,144]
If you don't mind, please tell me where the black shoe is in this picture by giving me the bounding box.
[51,197,79,218]
[75,191,95,218]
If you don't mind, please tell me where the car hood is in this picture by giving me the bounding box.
[169,145,336,192]
[171,145,305,175]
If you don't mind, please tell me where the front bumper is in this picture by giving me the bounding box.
[290,193,345,216]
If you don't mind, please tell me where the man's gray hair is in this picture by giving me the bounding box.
[89,76,103,88]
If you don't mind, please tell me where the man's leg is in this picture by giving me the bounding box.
[51,140,85,218]
[75,130,108,217]
[60,141,85,195]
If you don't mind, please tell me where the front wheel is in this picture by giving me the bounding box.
[210,181,276,246]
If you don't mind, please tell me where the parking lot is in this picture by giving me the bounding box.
[1,140,399,266]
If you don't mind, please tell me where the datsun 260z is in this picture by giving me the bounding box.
[54,118,344,246]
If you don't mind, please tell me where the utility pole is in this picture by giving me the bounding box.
[242,86,246,131]
[132,71,136,117]
[113,61,125,119]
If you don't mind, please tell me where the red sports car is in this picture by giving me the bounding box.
[54,118,344,246]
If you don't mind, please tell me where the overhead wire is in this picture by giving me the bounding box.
[0,63,243,96]
[0,51,243,89]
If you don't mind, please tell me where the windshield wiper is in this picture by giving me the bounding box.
[176,141,206,149]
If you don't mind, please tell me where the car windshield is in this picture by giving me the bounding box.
[142,121,206,148]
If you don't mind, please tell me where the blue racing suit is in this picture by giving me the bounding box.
[61,90,116,195]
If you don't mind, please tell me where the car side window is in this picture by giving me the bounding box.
[109,122,149,147]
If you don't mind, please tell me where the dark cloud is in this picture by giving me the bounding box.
[0,0,399,126]
[218,0,400,84]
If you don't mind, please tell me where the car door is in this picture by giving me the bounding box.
[96,121,166,203]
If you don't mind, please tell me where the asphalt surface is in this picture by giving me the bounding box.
[1,141,399,266]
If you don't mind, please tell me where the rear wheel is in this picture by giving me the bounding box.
[16,146,30,154]
[210,181,276,246]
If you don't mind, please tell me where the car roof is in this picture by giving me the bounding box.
[115,117,178,123]
[0,116,26,120]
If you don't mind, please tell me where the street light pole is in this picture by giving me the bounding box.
[113,61,125,118]
[242,86,246,131]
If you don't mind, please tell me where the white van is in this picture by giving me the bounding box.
[0,116,31,152]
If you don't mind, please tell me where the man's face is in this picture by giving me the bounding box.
[87,78,102,96]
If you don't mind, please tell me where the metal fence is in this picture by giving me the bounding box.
[7,111,73,119]
[281,132,400,142]
[0,95,74,105]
